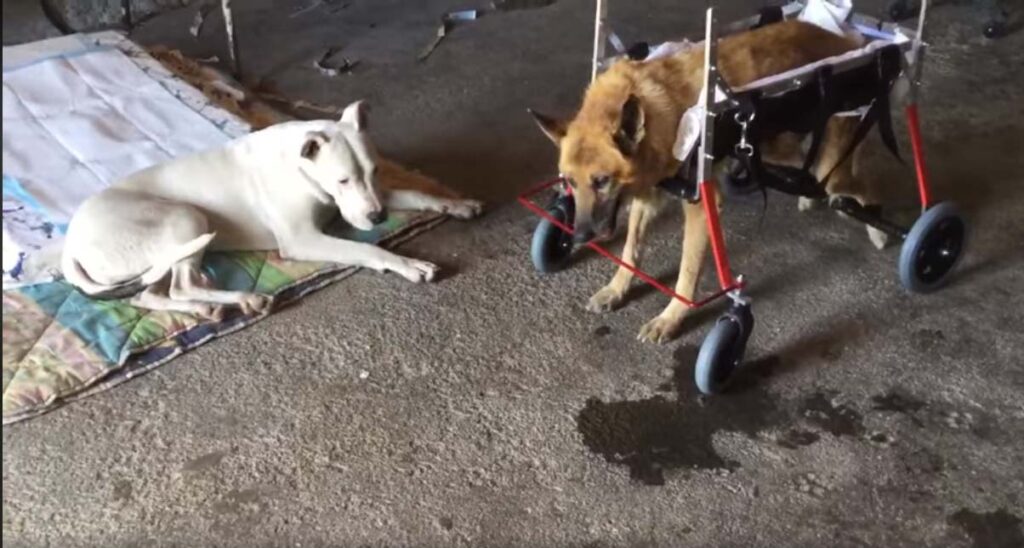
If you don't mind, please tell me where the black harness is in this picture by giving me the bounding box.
[657,43,906,203]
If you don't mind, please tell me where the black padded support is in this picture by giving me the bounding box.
[668,42,907,203]
[829,196,909,239]
[755,6,785,29]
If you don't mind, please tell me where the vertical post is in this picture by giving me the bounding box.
[905,105,931,209]
[696,8,736,291]
[591,0,608,82]
[906,0,931,209]
[222,0,240,76]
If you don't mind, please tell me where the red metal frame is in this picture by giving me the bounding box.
[905,103,932,209]
[699,179,736,290]
[517,178,744,309]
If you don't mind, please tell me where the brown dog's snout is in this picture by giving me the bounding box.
[573,192,619,243]
[573,225,596,244]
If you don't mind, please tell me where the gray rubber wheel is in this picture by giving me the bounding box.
[695,318,743,395]
[888,0,915,21]
[898,202,966,293]
[530,195,575,273]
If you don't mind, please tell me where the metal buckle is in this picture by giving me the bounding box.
[734,111,756,157]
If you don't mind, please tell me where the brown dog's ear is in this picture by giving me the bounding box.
[300,131,329,160]
[613,94,645,156]
[528,108,568,146]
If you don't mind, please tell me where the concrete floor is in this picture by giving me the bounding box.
[3,1,1023,546]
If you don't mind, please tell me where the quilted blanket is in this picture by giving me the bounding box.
[2,33,448,424]
[2,214,444,424]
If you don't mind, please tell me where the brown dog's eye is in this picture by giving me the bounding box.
[339,178,350,185]
[592,176,611,191]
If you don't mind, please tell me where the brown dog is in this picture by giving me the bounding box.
[531,20,886,344]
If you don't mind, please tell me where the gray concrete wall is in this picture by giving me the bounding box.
[41,0,195,32]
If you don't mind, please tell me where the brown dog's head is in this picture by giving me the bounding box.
[530,93,647,243]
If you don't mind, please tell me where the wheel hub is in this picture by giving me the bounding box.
[914,217,964,284]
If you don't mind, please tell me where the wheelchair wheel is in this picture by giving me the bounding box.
[888,0,916,21]
[530,194,575,273]
[898,202,967,293]
[984,16,1010,39]
[694,302,753,395]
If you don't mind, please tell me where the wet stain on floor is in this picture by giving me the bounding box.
[911,327,948,353]
[576,348,786,485]
[182,450,228,473]
[948,508,1024,548]
[801,392,865,438]
[872,390,927,426]
[112,479,133,502]
[778,429,821,449]
[872,390,927,414]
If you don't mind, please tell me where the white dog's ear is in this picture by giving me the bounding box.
[340,100,368,131]
[300,131,329,160]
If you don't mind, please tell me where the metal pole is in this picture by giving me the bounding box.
[591,0,608,82]
[222,0,240,76]
[696,7,718,188]
[696,8,738,291]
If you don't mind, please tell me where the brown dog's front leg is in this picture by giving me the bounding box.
[586,192,660,313]
[637,199,710,344]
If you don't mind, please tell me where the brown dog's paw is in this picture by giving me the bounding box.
[586,286,625,313]
[637,314,684,344]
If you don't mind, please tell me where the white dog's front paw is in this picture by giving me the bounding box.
[395,258,439,283]
[444,199,484,220]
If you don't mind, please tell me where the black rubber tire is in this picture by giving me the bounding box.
[898,202,967,293]
[530,195,575,273]
[888,0,915,21]
[984,20,1009,39]
[694,318,744,395]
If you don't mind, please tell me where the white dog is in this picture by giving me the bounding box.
[61,101,482,318]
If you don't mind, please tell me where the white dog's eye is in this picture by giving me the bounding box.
[339,178,350,185]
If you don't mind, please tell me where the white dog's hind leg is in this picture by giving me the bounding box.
[167,258,272,315]
[385,190,483,220]
[129,284,222,319]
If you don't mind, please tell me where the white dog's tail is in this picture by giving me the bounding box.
[62,233,216,299]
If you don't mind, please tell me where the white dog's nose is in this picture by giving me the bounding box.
[368,209,388,225]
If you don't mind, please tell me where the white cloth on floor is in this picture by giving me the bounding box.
[2,33,248,288]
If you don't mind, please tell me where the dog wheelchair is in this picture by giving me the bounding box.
[518,0,967,394]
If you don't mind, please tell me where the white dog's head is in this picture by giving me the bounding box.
[297,101,385,231]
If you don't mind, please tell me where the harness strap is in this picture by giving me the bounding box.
[874,48,904,163]
[820,45,905,185]
[802,65,836,173]
[754,6,784,29]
